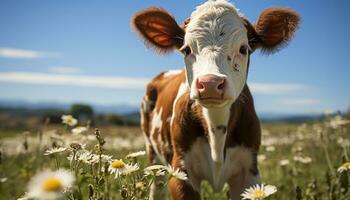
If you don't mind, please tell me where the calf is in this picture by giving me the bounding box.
[132,1,299,199]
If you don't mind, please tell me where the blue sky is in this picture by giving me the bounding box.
[0,0,349,114]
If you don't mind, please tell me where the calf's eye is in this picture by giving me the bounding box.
[181,46,192,56]
[239,45,248,55]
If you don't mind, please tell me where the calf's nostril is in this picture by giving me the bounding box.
[196,79,205,90]
[217,83,224,90]
[217,79,225,91]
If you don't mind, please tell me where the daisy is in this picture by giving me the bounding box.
[241,184,277,200]
[144,165,166,177]
[123,163,140,175]
[17,194,31,200]
[71,126,88,134]
[265,146,275,152]
[165,165,188,180]
[293,156,312,164]
[258,154,266,162]
[337,162,350,173]
[327,115,350,128]
[126,150,146,159]
[108,159,139,178]
[90,154,113,164]
[0,177,7,183]
[279,159,290,166]
[27,169,75,200]
[77,150,94,164]
[61,115,78,126]
[44,147,67,156]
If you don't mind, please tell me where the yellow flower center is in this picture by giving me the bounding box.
[42,177,63,192]
[342,162,350,168]
[252,190,266,198]
[111,160,126,168]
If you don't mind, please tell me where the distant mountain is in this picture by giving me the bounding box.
[0,99,330,123]
[0,100,138,114]
[258,112,325,123]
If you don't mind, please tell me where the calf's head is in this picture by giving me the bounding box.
[132,0,299,108]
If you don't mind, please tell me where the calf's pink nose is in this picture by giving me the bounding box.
[196,74,226,99]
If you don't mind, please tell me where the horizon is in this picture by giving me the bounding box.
[1,0,349,115]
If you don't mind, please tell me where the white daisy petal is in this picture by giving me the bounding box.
[241,184,277,200]
[126,150,146,158]
[27,169,75,200]
[61,115,78,126]
[44,147,67,155]
[337,162,350,173]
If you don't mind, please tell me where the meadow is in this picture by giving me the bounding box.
[0,115,349,200]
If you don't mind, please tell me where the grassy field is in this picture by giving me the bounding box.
[0,116,349,200]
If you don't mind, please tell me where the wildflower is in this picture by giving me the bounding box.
[17,194,31,200]
[241,184,277,200]
[337,162,350,173]
[293,156,312,164]
[0,177,7,183]
[77,150,94,164]
[44,147,67,156]
[327,115,350,128]
[135,182,146,190]
[27,169,74,200]
[71,126,88,134]
[108,159,139,178]
[279,159,290,166]
[126,150,146,159]
[265,146,275,152]
[123,163,140,175]
[258,154,266,162]
[90,154,113,164]
[337,137,350,146]
[69,143,85,151]
[292,146,303,153]
[144,165,167,177]
[61,115,78,126]
[165,165,188,180]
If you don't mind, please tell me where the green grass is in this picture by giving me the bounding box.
[0,129,23,138]
[0,119,349,200]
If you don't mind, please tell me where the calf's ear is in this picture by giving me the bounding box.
[244,8,300,54]
[131,7,184,54]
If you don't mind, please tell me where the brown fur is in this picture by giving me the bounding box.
[131,7,185,54]
[254,8,300,54]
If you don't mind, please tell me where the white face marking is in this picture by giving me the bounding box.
[184,137,253,192]
[183,0,249,106]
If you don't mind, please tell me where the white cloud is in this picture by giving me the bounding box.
[0,72,148,89]
[0,47,59,59]
[0,71,308,94]
[280,98,320,106]
[49,66,80,74]
[249,83,305,94]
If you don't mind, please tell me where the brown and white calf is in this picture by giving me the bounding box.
[132,1,299,199]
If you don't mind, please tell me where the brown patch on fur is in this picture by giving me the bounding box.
[131,7,184,54]
[141,70,186,164]
[242,8,300,54]
[255,8,300,54]
[168,177,201,200]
